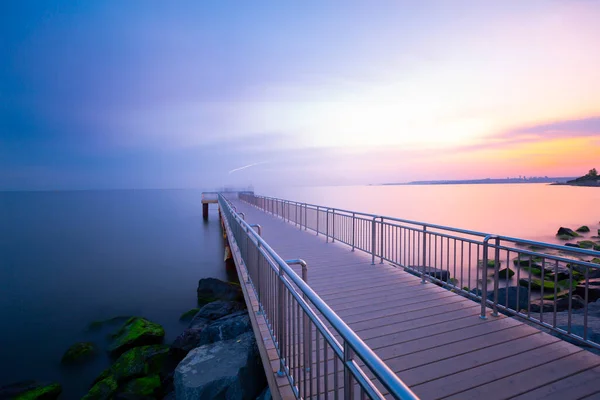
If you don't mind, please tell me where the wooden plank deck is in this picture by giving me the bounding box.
[227,197,600,400]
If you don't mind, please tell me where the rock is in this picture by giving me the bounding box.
[0,381,62,400]
[82,376,118,400]
[108,317,165,357]
[557,227,579,237]
[162,392,176,400]
[519,278,576,291]
[577,226,591,233]
[575,279,600,302]
[557,325,600,344]
[478,259,499,268]
[61,342,97,365]
[493,286,530,311]
[175,332,266,400]
[170,328,205,362]
[94,345,169,386]
[557,234,573,240]
[407,266,450,281]
[496,268,515,279]
[179,308,200,322]
[565,243,580,248]
[530,295,585,312]
[199,311,252,345]
[197,278,243,305]
[116,375,162,399]
[256,387,271,400]
[578,240,597,249]
[189,301,245,326]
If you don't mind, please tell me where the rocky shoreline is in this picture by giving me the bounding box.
[0,278,269,400]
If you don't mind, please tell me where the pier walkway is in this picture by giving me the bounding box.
[220,193,600,400]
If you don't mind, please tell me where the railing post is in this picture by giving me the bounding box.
[316,206,320,236]
[492,236,501,317]
[371,217,377,265]
[343,341,355,400]
[421,226,428,284]
[325,208,329,243]
[380,216,384,264]
[332,209,336,243]
[480,235,493,319]
[304,203,307,231]
[277,262,286,377]
[351,212,356,251]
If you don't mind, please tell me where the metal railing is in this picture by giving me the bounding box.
[219,194,419,400]
[239,193,600,350]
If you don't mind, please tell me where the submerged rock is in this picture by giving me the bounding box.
[557,227,579,238]
[0,381,62,400]
[577,226,591,233]
[198,311,252,345]
[190,300,245,325]
[530,295,585,312]
[83,376,118,400]
[174,332,266,400]
[61,342,97,365]
[197,278,243,305]
[117,374,162,399]
[496,268,515,279]
[108,317,165,357]
[179,308,200,322]
[578,240,598,249]
[94,345,169,385]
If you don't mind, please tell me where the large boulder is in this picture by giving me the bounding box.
[170,327,206,363]
[94,345,169,385]
[179,308,200,322]
[189,301,246,327]
[530,295,585,313]
[557,227,579,238]
[0,381,62,400]
[197,278,243,305]
[108,317,165,357]
[61,342,97,365]
[471,286,530,311]
[174,332,266,400]
[575,279,600,302]
[198,311,252,345]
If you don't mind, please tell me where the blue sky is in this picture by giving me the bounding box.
[2,1,599,190]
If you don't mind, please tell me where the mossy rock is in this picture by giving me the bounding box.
[108,317,165,358]
[592,258,600,264]
[577,226,590,233]
[94,344,169,386]
[86,316,133,332]
[496,268,515,279]
[518,278,577,291]
[513,258,543,268]
[478,259,499,268]
[577,240,596,249]
[527,244,546,251]
[524,266,542,276]
[120,374,161,397]
[82,376,118,400]
[61,342,97,365]
[179,308,200,322]
[543,290,571,300]
[557,234,573,241]
[448,278,459,285]
[11,383,62,400]
[556,227,579,238]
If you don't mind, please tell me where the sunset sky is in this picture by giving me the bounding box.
[2,1,599,190]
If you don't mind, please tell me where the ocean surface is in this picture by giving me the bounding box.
[1,184,599,398]
[0,190,228,399]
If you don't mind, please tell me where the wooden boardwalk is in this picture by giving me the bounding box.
[228,198,600,400]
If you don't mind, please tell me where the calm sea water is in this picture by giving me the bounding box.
[0,190,227,399]
[1,184,598,398]
[266,183,600,244]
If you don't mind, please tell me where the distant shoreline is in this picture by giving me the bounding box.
[377,177,576,186]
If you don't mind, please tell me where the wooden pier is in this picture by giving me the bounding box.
[223,195,600,399]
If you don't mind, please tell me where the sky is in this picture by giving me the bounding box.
[1,1,599,190]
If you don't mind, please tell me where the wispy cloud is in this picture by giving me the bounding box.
[228,162,269,174]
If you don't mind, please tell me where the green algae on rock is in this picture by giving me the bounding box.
[179,308,200,322]
[61,342,97,365]
[12,383,62,400]
[82,376,118,400]
[108,317,165,357]
[92,344,169,388]
[121,374,162,397]
[576,225,591,233]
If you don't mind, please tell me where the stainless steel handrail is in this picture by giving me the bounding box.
[240,192,600,350]
[219,194,419,400]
